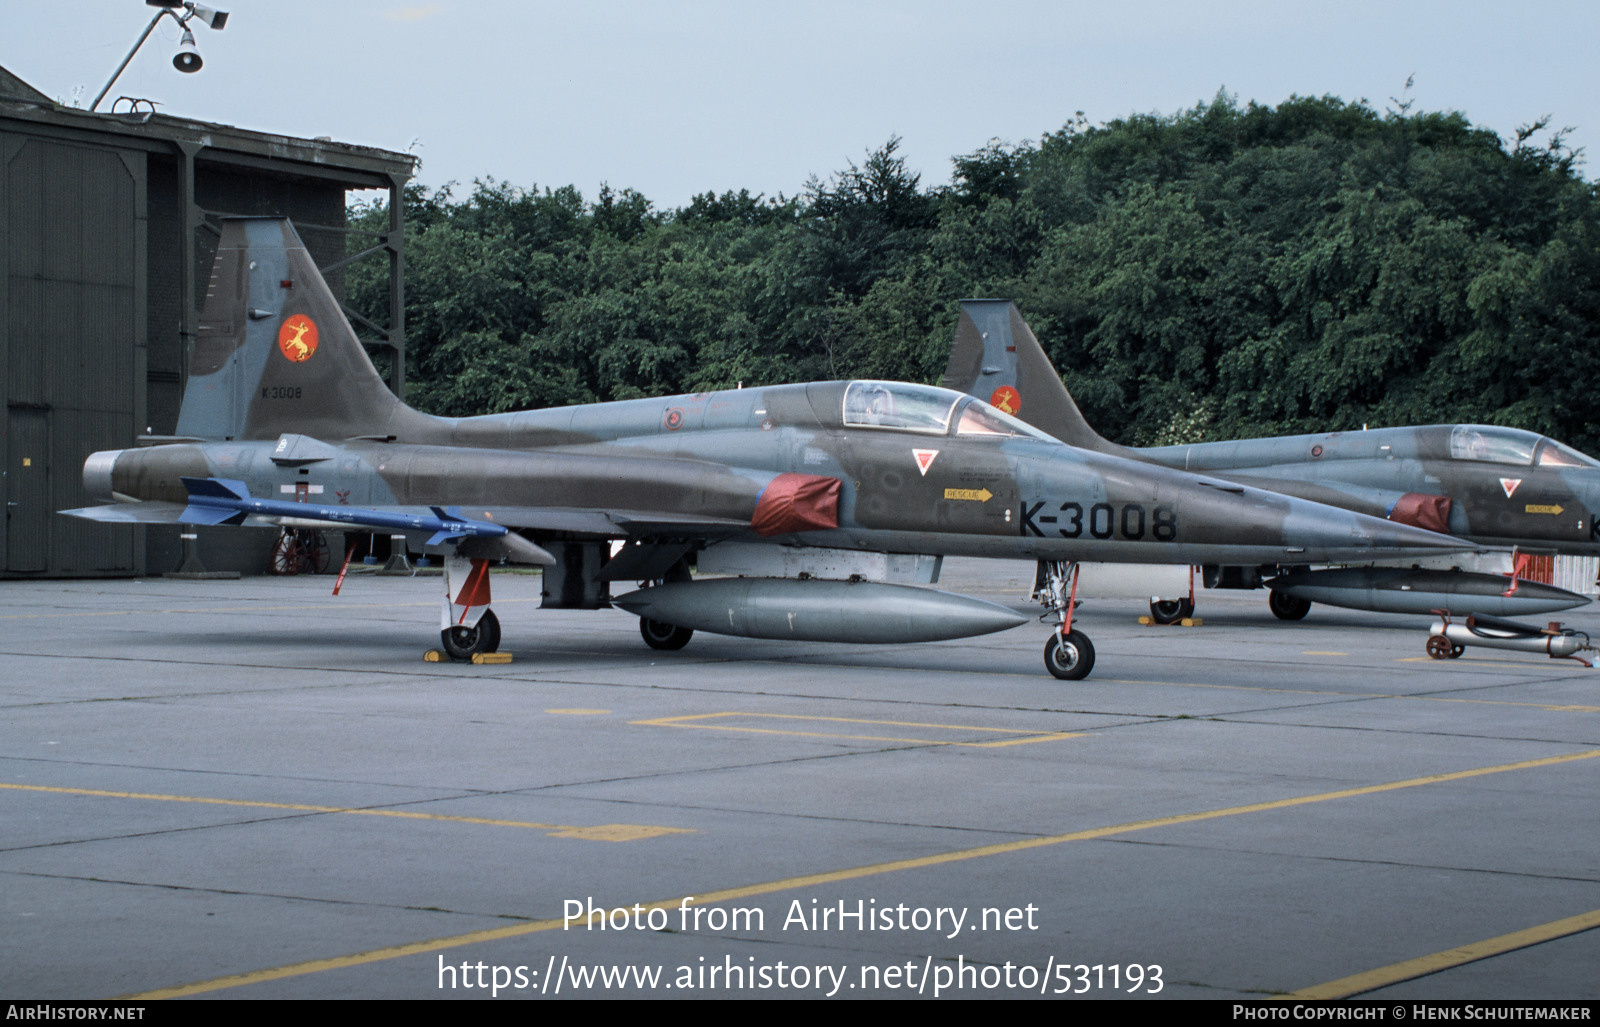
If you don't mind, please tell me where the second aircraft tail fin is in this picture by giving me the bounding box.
[940,299,1122,453]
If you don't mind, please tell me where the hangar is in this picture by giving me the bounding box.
[0,63,415,577]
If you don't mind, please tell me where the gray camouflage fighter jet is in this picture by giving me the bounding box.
[942,299,1596,622]
[64,220,1472,679]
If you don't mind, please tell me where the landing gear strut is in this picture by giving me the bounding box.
[1036,559,1095,680]
[440,555,501,661]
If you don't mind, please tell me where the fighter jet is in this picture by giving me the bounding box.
[63,220,1472,679]
[941,299,1596,622]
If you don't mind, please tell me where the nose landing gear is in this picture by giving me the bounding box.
[1036,559,1095,680]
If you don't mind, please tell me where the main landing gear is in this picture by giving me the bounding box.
[1148,598,1195,624]
[1036,559,1095,680]
[1268,590,1312,621]
[635,557,695,653]
[440,555,503,661]
[442,609,501,660]
[640,617,693,651]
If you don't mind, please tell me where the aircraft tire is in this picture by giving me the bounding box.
[478,609,501,653]
[1149,598,1194,624]
[1044,630,1095,680]
[640,617,693,651]
[1268,591,1312,621]
[442,611,499,661]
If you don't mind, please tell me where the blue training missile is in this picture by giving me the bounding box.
[179,476,507,547]
[613,577,1029,644]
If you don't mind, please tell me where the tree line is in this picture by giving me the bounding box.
[347,91,1600,451]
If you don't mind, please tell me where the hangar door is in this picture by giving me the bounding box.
[2,136,144,575]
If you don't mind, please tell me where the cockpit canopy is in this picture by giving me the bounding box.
[842,381,1053,441]
[1448,425,1600,469]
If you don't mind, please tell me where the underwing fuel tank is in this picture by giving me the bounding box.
[612,578,1029,643]
[1268,567,1589,617]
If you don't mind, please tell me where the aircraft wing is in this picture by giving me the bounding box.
[60,501,190,524]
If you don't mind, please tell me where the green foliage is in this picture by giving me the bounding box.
[346,97,1600,452]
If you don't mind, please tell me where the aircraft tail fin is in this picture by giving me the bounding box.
[940,300,1122,453]
[176,219,424,442]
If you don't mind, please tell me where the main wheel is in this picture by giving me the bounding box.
[1268,590,1312,621]
[1044,630,1095,680]
[1426,634,1452,660]
[477,609,501,653]
[640,617,693,651]
[1149,598,1194,624]
[441,617,494,661]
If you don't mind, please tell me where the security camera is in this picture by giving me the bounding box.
[173,29,202,72]
[189,4,228,30]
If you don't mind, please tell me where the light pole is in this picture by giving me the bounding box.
[90,1,229,112]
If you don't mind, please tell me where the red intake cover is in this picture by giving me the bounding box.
[1388,492,1452,534]
[751,473,841,536]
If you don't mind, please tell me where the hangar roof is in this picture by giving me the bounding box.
[0,63,415,189]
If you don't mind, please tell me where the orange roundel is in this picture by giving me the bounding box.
[989,385,1021,415]
[278,315,319,363]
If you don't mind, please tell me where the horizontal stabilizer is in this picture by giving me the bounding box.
[59,502,190,525]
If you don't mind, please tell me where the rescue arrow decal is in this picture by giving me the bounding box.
[944,488,993,502]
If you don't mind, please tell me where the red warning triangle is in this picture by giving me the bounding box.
[1500,478,1522,499]
[913,449,939,476]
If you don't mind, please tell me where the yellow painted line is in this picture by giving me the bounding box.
[1301,651,1347,656]
[630,711,1082,748]
[0,783,689,842]
[1288,907,1600,999]
[123,747,1600,999]
[545,708,611,715]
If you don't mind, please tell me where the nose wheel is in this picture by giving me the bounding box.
[1044,630,1095,680]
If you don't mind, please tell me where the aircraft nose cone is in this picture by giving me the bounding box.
[1283,500,1476,559]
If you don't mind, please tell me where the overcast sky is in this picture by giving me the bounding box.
[8,1,1597,209]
